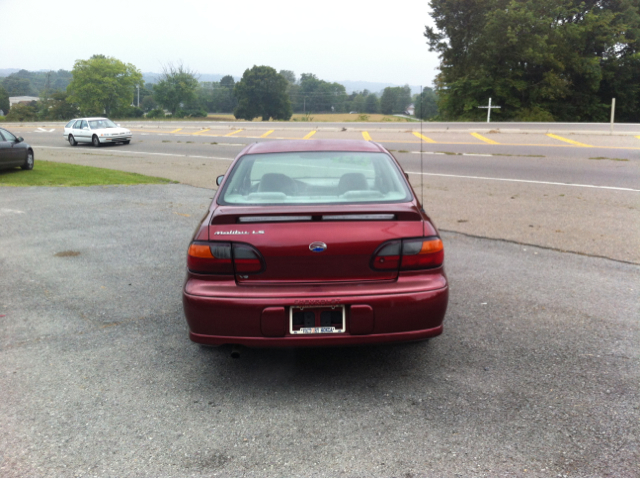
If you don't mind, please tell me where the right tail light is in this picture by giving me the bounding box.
[372,237,444,271]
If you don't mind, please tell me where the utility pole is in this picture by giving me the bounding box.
[478,97,501,123]
[137,85,140,108]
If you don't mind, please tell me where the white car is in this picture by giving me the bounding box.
[63,117,132,147]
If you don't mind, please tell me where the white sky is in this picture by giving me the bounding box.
[3,0,440,87]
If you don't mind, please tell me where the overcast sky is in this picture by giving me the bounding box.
[3,0,441,87]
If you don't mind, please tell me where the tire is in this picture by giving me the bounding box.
[21,150,34,170]
[92,135,101,147]
[68,135,77,146]
[123,140,130,145]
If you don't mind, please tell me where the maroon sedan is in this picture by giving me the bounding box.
[183,140,448,348]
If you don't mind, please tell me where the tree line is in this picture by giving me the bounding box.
[426,0,640,122]
[0,57,437,122]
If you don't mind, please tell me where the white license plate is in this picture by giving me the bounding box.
[289,305,346,335]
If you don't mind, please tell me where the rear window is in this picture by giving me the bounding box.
[219,151,412,205]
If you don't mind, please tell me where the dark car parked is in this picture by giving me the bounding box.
[0,128,34,171]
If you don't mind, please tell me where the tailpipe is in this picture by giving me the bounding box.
[230,344,241,359]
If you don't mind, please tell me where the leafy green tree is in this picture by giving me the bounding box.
[2,75,34,96]
[279,70,297,85]
[6,103,37,121]
[213,75,237,112]
[0,86,9,114]
[140,95,158,112]
[293,74,348,113]
[380,86,411,114]
[234,66,292,121]
[67,55,142,117]
[364,94,380,114]
[425,0,640,122]
[153,63,199,116]
[37,91,79,120]
[414,88,438,120]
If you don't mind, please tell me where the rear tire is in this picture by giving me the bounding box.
[123,140,130,145]
[92,135,101,147]
[68,135,77,146]
[21,150,34,170]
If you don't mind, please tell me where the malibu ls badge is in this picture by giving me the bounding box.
[309,241,327,253]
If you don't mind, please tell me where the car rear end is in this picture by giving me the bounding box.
[182,140,448,347]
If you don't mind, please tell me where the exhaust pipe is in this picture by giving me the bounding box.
[230,344,241,359]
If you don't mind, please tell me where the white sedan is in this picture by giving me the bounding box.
[64,117,132,147]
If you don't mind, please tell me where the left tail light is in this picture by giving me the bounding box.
[187,241,265,275]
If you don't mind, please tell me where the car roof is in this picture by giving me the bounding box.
[243,139,386,155]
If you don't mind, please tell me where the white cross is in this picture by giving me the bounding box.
[478,97,501,123]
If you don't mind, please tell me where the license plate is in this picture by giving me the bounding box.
[289,305,346,335]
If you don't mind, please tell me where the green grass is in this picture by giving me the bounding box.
[0,160,176,187]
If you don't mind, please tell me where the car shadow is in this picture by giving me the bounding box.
[189,340,439,397]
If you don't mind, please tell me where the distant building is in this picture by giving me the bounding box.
[406,104,415,116]
[9,96,39,107]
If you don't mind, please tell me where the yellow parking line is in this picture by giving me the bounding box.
[303,130,317,140]
[192,128,211,135]
[170,128,183,134]
[225,129,243,137]
[547,134,592,147]
[260,130,274,138]
[470,132,500,145]
[362,131,372,141]
[412,132,437,143]
[636,136,640,140]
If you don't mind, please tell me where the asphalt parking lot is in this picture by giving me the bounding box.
[1,184,638,477]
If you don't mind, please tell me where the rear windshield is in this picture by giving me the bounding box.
[219,151,412,205]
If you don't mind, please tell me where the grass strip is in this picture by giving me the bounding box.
[0,160,176,187]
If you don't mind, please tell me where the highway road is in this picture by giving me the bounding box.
[10,121,640,264]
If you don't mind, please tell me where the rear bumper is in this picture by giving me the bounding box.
[183,276,448,347]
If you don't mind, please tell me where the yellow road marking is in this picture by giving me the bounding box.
[547,134,592,147]
[303,130,317,140]
[362,131,372,141]
[192,128,211,135]
[636,136,640,140]
[170,128,183,134]
[412,132,436,143]
[471,132,500,145]
[260,130,274,138]
[225,129,243,137]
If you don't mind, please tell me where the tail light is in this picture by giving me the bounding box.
[187,241,264,275]
[372,237,444,271]
[232,244,264,274]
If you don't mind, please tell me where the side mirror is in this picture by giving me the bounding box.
[16,137,23,143]
[404,172,409,180]
[216,175,224,186]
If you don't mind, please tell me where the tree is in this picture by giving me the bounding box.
[414,88,438,120]
[2,75,34,96]
[6,103,37,121]
[380,86,411,114]
[153,63,199,116]
[425,0,640,122]
[0,86,9,115]
[364,94,380,114]
[67,55,142,117]
[233,66,292,121]
[279,70,297,85]
[37,91,79,120]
